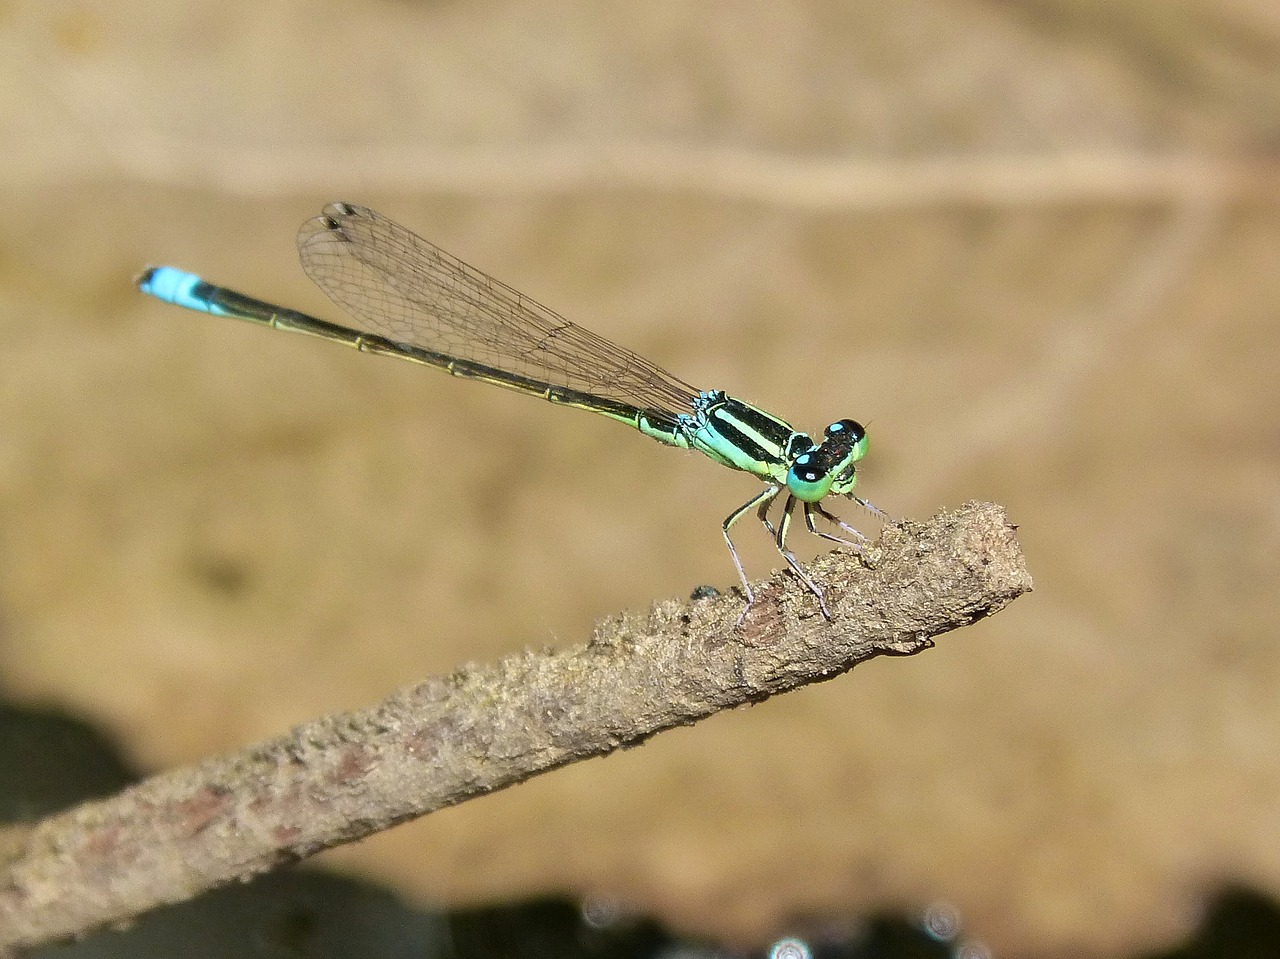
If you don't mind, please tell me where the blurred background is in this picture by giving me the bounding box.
[2,1,1279,956]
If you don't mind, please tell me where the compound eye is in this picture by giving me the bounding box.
[786,451,835,502]
[826,420,868,463]
[826,418,865,442]
[794,455,822,483]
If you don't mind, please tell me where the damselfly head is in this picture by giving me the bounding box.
[785,419,867,502]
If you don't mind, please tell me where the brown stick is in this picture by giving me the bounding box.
[0,501,1029,952]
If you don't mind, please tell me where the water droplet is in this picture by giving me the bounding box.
[768,936,811,959]
[580,894,626,929]
[921,900,961,941]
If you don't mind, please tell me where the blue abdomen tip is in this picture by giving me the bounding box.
[138,266,214,313]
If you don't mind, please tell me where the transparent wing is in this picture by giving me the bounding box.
[297,203,700,416]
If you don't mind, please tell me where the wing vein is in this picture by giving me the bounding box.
[296,204,700,417]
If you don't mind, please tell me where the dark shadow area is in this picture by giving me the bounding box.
[5,703,1279,959]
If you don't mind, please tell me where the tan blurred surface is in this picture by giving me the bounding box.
[2,1,1279,956]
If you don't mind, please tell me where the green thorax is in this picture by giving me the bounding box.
[681,391,867,503]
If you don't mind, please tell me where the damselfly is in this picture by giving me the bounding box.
[138,203,885,621]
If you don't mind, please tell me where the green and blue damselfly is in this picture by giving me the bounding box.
[138,204,885,621]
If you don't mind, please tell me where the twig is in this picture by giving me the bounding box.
[98,136,1280,208]
[0,501,1029,953]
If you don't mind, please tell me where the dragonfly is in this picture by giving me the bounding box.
[138,203,885,621]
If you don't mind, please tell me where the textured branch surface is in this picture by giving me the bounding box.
[0,501,1029,952]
